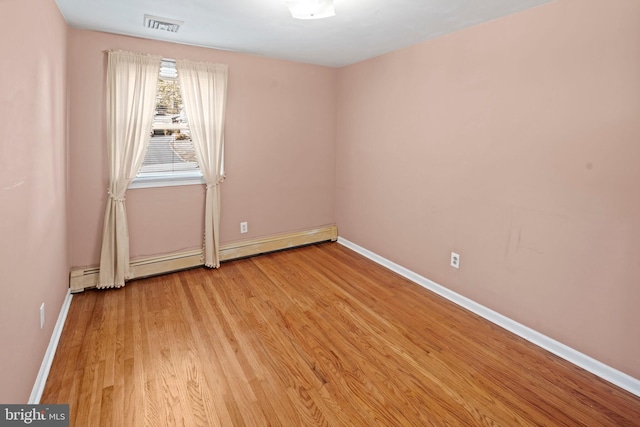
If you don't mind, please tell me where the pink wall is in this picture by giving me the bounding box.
[67,30,337,267]
[336,0,640,379]
[0,0,69,402]
[4,0,635,402]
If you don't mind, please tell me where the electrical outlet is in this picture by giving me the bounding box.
[240,221,248,234]
[450,252,460,269]
[40,303,45,330]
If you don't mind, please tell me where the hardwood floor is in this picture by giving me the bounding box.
[42,242,640,426]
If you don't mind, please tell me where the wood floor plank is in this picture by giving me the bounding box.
[42,242,640,426]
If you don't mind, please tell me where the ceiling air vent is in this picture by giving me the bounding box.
[144,15,183,33]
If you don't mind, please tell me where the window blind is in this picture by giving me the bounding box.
[137,59,200,179]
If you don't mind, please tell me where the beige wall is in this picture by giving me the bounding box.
[67,30,337,267]
[0,0,69,402]
[336,0,640,378]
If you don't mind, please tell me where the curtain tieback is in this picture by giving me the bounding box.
[107,190,126,202]
[206,177,225,190]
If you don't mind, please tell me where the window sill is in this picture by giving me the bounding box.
[128,172,205,189]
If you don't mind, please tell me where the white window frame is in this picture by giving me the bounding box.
[129,58,204,189]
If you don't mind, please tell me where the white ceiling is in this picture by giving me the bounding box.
[54,0,554,67]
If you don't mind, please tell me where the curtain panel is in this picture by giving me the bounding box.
[176,60,228,268]
[98,50,161,288]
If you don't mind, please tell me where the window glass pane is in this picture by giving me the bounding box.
[135,61,201,182]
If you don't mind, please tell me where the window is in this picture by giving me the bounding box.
[129,59,203,189]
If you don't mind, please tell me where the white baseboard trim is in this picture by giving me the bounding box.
[29,289,73,404]
[337,237,640,398]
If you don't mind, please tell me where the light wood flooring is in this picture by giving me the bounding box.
[42,242,640,426]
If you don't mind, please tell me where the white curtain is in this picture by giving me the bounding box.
[98,51,161,288]
[176,60,228,268]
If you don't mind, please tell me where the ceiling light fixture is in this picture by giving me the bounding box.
[286,0,335,20]
[144,14,183,33]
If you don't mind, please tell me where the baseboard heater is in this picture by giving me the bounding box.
[70,225,338,293]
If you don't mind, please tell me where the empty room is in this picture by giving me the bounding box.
[1,0,639,425]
